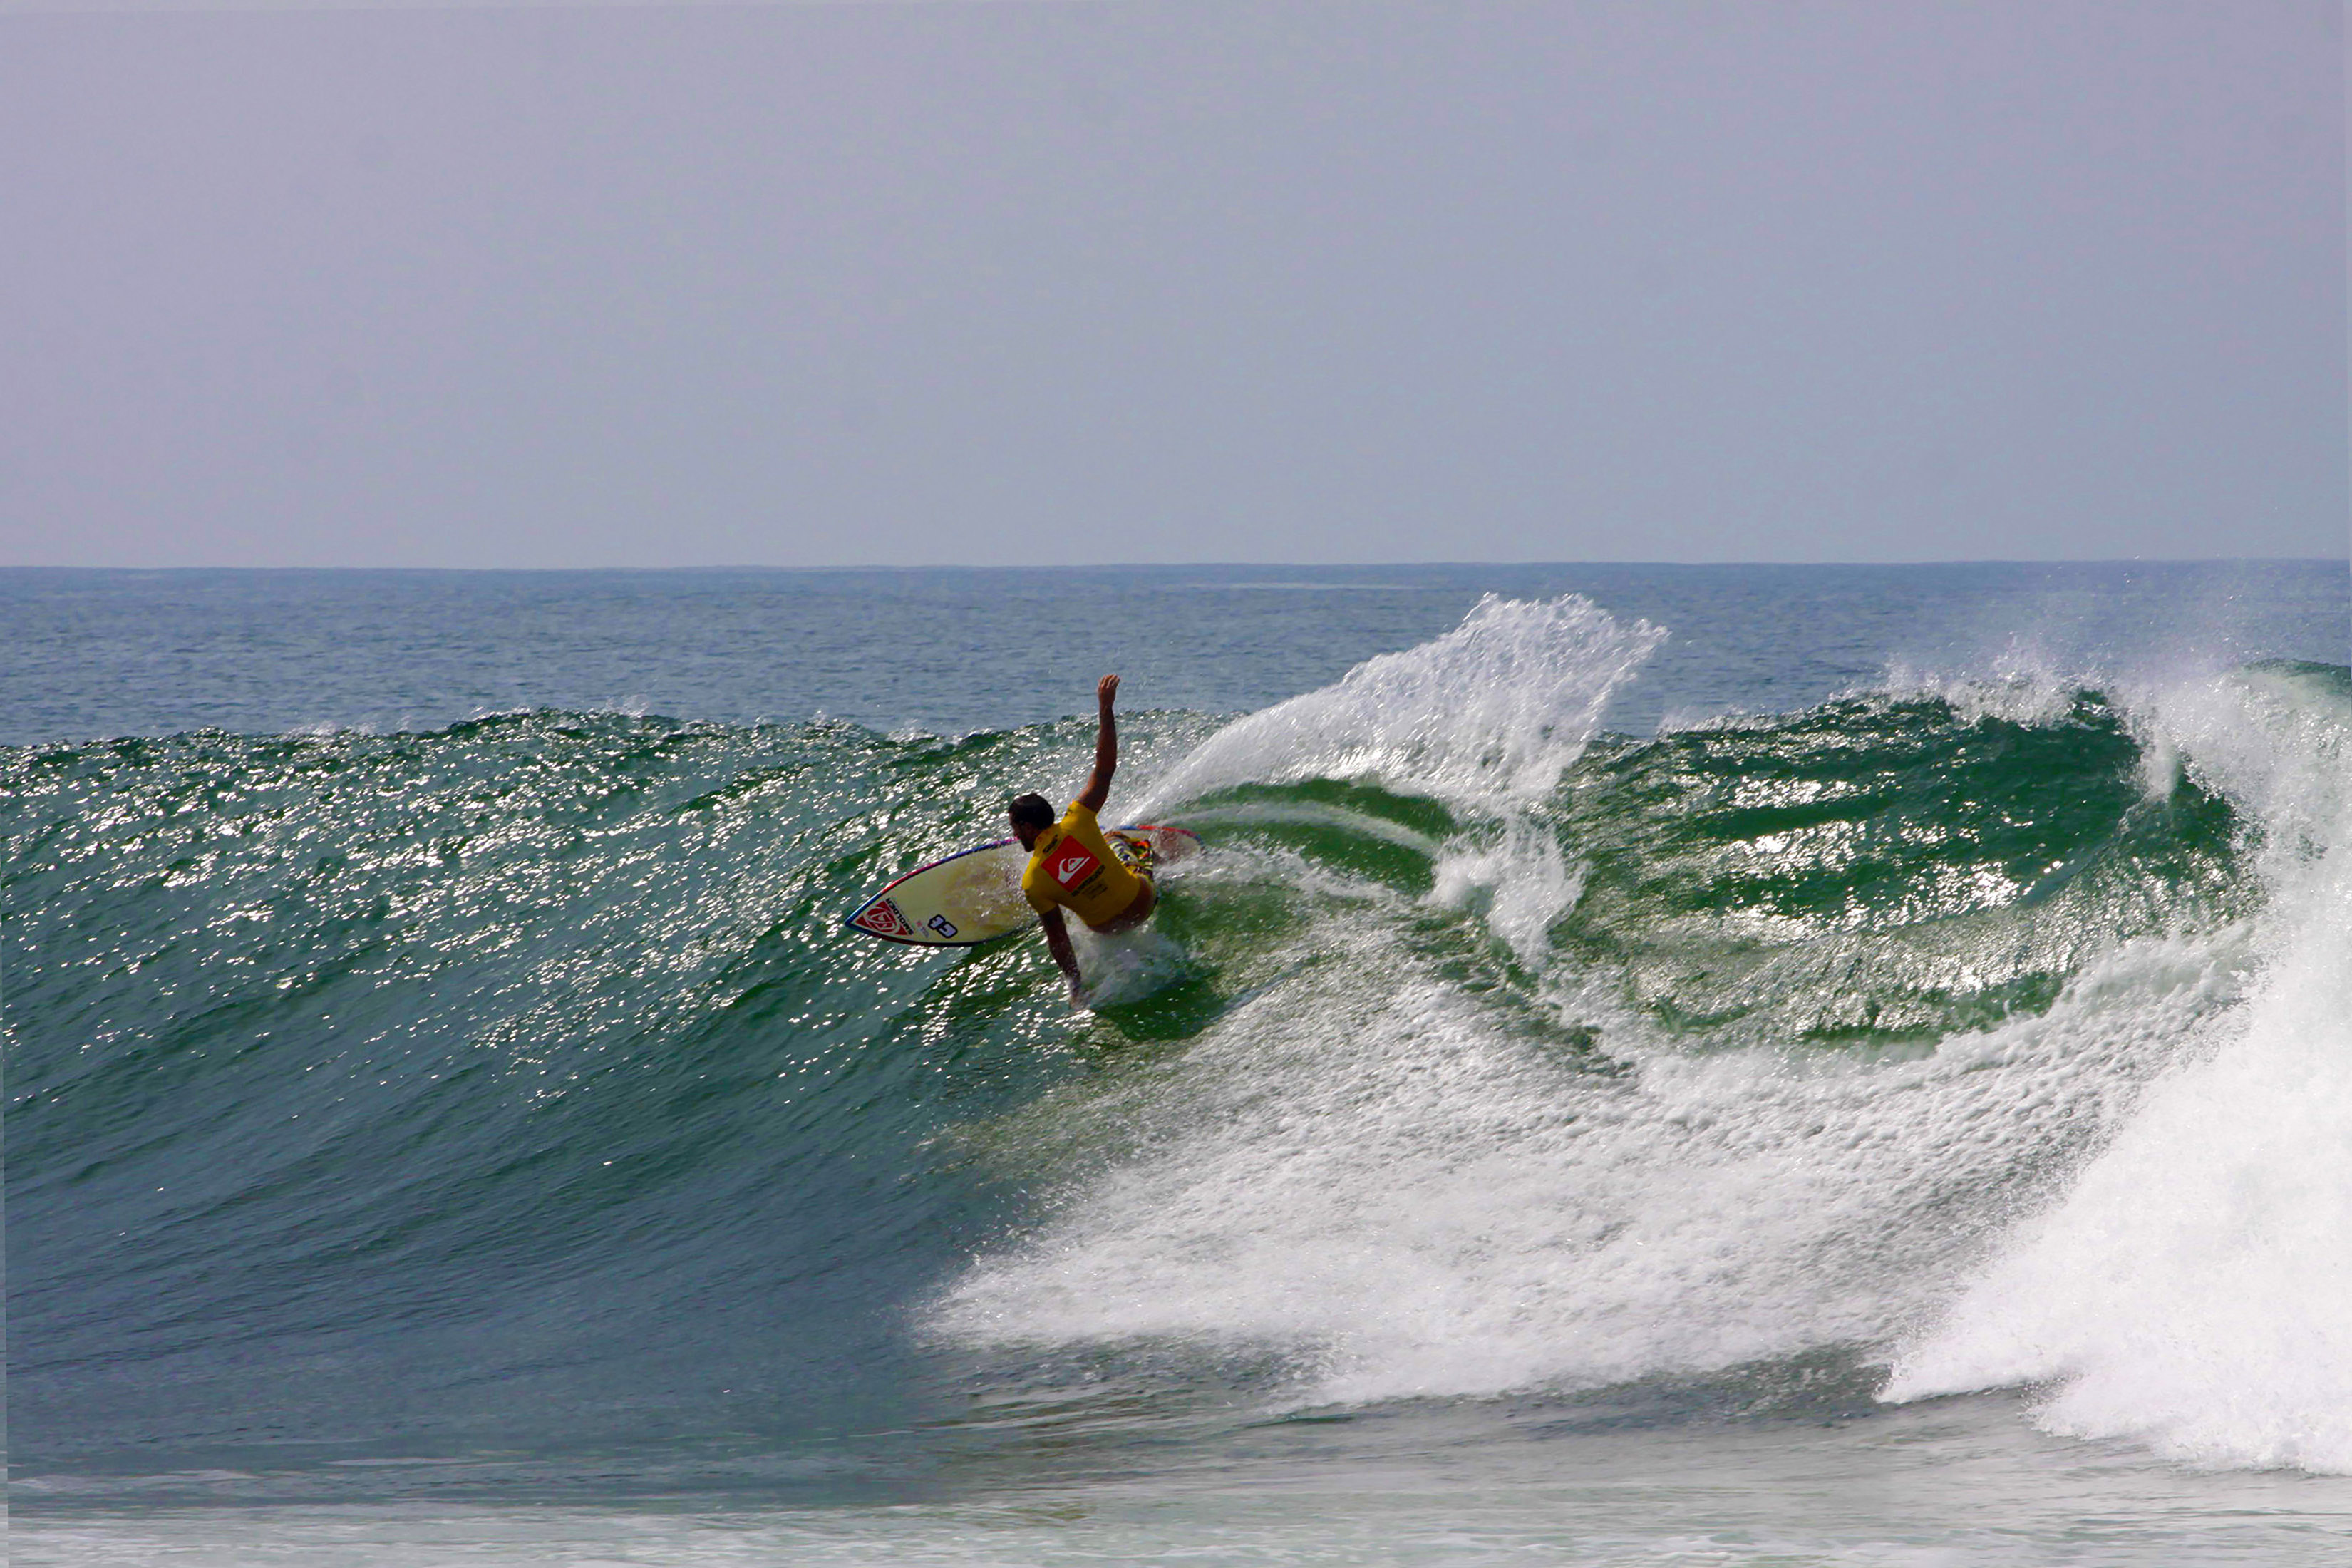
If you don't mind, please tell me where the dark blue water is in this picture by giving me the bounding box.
[8,562,2350,1566]
[9,561,2340,743]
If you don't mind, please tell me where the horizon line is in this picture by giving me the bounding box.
[5,557,2346,574]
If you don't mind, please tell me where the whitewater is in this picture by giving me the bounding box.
[7,562,2349,1564]
[943,597,2348,1453]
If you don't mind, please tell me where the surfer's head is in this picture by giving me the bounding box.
[1008,793,1053,847]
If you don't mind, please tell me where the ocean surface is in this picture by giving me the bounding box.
[7,561,2350,1566]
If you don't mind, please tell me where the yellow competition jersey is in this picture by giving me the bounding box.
[1021,802,1145,929]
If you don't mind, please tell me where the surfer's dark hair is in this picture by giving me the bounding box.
[1008,793,1054,830]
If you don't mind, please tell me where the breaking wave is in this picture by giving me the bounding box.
[9,597,2344,1479]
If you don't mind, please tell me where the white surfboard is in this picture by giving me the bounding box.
[843,825,1199,947]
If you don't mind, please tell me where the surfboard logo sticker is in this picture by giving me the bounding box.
[852,899,914,938]
[927,914,958,939]
[1051,847,1100,889]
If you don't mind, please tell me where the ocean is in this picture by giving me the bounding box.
[7,561,2350,1565]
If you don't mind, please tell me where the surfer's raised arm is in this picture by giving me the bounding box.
[1076,673,1118,814]
[998,674,1173,1009]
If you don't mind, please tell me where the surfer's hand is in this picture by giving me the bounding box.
[1068,983,1087,1011]
[1097,674,1119,711]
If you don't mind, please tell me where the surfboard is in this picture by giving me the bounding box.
[843,825,1199,948]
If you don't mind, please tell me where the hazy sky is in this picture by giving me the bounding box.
[4,1,2344,567]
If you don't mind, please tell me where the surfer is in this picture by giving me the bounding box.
[1010,674,1157,1006]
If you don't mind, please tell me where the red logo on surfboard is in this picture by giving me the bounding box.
[852,899,914,937]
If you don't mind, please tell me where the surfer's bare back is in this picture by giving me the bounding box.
[1009,674,1159,1006]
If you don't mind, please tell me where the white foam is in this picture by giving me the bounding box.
[939,902,2243,1406]
[1885,665,2352,1472]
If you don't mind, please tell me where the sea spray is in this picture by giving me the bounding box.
[1142,594,1666,813]
[1073,927,1196,1011]
[1428,820,1583,972]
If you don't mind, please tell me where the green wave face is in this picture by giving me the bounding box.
[1555,692,2247,1051]
[4,711,1204,1440]
[1166,689,2249,1059]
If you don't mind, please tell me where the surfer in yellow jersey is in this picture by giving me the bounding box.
[1009,673,1157,1006]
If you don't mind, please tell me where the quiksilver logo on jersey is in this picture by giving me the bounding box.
[1053,850,1098,887]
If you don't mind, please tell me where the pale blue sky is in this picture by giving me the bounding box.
[3,1,2344,566]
